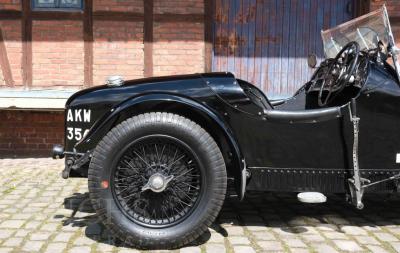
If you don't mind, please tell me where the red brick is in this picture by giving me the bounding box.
[32,20,84,88]
[0,110,64,157]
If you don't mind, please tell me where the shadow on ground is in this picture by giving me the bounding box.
[56,191,400,248]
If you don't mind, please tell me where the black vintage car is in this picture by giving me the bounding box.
[54,7,400,249]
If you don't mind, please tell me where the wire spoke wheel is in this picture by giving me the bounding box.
[112,135,202,228]
[89,113,227,248]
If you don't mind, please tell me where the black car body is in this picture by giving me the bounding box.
[63,58,400,193]
[54,7,400,248]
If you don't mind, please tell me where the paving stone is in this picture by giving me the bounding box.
[355,235,381,245]
[251,231,276,240]
[333,240,363,252]
[389,242,400,252]
[41,223,59,231]
[205,244,226,253]
[24,221,42,229]
[323,232,349,240]
[246,225,268,231]
[22,240,45,251]
[179,246,202,253]
[14,229,29,237]
[284,238,307,248]
[74,236,95,246]
[2,237,23,247]
[228,236,251,245]
[53,232,74,242]
[44,243,67,253]
[0,220,25,229]
[69,246,91,253]
[30,231,52,240]
[301,234,326,242]
[341,225,368,235]
[366,245,390,253]
[0,230,13,239]
[257,241,284,251]
[225,226,244,236]
[94,242,115,252]
[233,246,256,253]
[11,213,31,220]
[312,244,339,253]
[375,232,399,242]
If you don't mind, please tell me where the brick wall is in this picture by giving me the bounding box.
[0,0,206,157]
[0,0,205,88]
[153,0,204,76]
[0,110,64,157]
[32,20,84,89]
[0,0,20,10]
[0,20,23,87]
[93,20,144,85]
[93,0,143,12]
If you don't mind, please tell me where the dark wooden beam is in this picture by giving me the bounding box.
[93,11,143,21]
[22,0,32,88]
[83,0,93,87]
[204,0,213,72]
[144,0,153,78]
[31,11,83,20]
[0,10,21,19]
[154,13,204,23]
[390,17,400,24]
[354,0,370,17]
[0,28,14,87]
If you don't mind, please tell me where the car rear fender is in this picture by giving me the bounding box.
[75,93,246,199]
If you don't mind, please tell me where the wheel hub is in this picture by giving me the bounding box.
[142,173,174,193]
[113,136,202,227]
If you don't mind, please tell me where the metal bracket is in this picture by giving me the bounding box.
[346,100,400,208]
[61,151,92,179]
[347,100,370,209]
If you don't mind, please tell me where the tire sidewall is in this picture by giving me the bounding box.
[89,116,224,244]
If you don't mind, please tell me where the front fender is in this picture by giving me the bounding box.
[75,93,246,199]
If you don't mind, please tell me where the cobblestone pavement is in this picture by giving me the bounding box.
[1,158,400,252]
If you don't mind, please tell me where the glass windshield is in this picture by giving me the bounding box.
[321,8,389,58]
[321,6,400,81]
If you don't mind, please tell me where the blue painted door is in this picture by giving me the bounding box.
[213,0,355,99]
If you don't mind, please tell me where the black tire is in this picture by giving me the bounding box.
[88,112,227,249]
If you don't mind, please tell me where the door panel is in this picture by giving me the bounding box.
[213,0,355,99]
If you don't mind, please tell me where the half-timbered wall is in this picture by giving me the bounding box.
[0,0,209,157]
[0,0,207,89]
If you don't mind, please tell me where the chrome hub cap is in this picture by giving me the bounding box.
[142,173,174,193]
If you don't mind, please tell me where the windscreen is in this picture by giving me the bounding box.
[321,6,400,81]
[321,8,389,58]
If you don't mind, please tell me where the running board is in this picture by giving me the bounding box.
[297,192,327,203]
